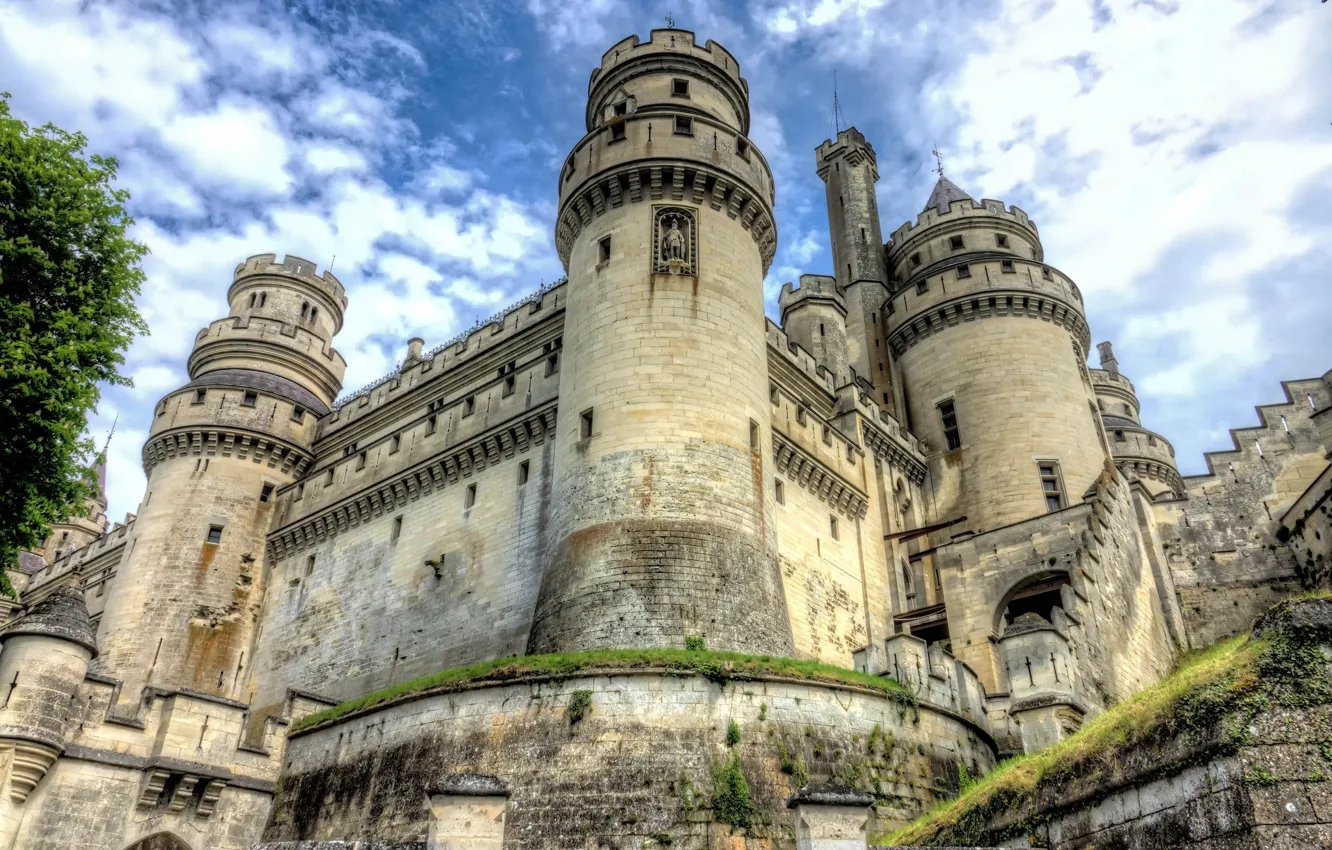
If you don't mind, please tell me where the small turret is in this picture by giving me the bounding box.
[1091,341,1182,496]
[778,275,849,383]
[0,586,97,802]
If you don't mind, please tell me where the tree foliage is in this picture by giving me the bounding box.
[0,93,147,589]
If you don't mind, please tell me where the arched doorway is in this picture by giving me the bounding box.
[125,834,192,850]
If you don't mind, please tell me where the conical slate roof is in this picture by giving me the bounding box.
[1,585,98,656]
[923,175,975,213]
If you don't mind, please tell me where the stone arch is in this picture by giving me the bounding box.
[124,833,193,850]
[991,569,1071,636]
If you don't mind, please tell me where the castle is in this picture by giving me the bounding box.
[1,30,1329,850]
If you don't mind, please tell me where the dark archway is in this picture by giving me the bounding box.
[125,834,192,850]
[993,570,1071,634]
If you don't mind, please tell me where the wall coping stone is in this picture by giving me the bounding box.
[428,773,509,797]
[788,784,875,808]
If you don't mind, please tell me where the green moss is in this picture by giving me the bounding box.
[292,647,913,733]
[685,635,706,652]
[567,689,592,724]
[758,702,768,721]
[726,719,741,747]
[882,594,1332,847]
[651,833,674,846]
[711,753,757,828]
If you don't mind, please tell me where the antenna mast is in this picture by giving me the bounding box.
[832,70,846,136]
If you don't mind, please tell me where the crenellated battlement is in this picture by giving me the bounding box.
[858,632,990,734]
[814,127,878,178]
[192,314,344,366]
[778,274,845,320]
[232,253,347,308]
[765,318,840,396]
[591,30,745,96]
[887,196,1040,251]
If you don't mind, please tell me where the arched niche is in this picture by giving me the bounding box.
[992,569,1071,636]
[125,833,193,850]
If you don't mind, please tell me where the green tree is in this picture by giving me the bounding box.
[0,93,147,592]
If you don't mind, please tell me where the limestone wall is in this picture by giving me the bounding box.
[266,672,996,848]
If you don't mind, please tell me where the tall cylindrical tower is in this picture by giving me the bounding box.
[1092,341,1182,497]
[884,181,1106,532]
[530,30,794,655]
[95,254,346,703]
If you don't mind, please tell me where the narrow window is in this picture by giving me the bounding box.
[938,400,961,451]
[291,405,305,422]
[1042,266,1053,281]
[956,264,971,279]
[463,396,475,416]
[1000,260,1015,274]
[916,280,928,294]
[391,516,402,545]
[672,78,689,97]
[609,122,626,142]
[822,426,832,446]
[1281,414,1289,432]
[503,374,516,396]
[518,460,530,486]
[546,353,560,375]
[1148,435,1157,446]
[242,391,258,407]
[599,236,611,263]
[194,388,207,404]
[933,565,942,590]
[796,406,807,426]
[259,483,274,504]
[311,307,318,322]
[996,233,1009,248]
[580,408,594,440]
[427,414,437,434]
[830,516,840,540]
[563,156,575,182]
[1114,430,1125,442]
[769,385,779,405]
[736,138,749,159]
[465,483,477,509]
[206,525,223,545]
[861,227,866,241]
[775,479,785,505]
[248,293,256,307]
[819,323,825,336]
[259,292,267,307]
[949,235,964,250]
[356,451,367,470]
[839,195,844,208]
[613,100,627,116]
[1039,463,1064,512]
[325,469,335,485]
[674,116,693,136]
[300,301,309,319]
[390,434,401,454]
[295,482,304,501]
[749,420,760,451]
[304,554,315,577]
[910,252,922,267]
[846,442,854,462]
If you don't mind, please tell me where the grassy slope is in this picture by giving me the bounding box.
[881,592,1332,846]
[291,648,915,734]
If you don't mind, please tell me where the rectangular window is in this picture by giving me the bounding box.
[956,264,971,279]
[391,516,402,545]
[599,235,611,263]
[194,388,207,404]
[769,385,779,405]
[830,516,840,540]
[673,116,693,136]
[242,391,258,407]
[609,122,625,142]
[580,408,594,440]
[503,374,516,396]
[259,483,274,503]
[774,479,785,505]
[1000,260,1015,274]
[613,100,628,116]
[916,280,928,294]
[910,252,922,267]
[465,483,477,509]
[356,451,367,470]
[933,565,942,591]
[796,406,807,426]
[822,426,832,446]
[295,482,304,501]
[325,468,335,485]
[949,235,964,250]
[546,353,559,375]
[426,414,437,434]
[463,396,475,416]
[206,525,223,545]
[291,405,305,422]
[1039,463,1064,512]
[518,460,530,486]
[305,554,316,577]
[938,400,961,451]
[996,233,1009,248]
[390,434,401,454]
[736,138,749,159]
[1115,430,1126,442]
[1042,266,1053,281]
[672,78,689,97]
[749,419,760,451]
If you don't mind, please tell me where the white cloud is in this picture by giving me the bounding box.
[159,99,294,196]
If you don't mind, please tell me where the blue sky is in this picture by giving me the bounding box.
[2,0,1330,521]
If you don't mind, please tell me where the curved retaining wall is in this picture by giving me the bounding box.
[264,671,996,849]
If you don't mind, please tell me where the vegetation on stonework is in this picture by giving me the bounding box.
[880,593,1332,846]
[292,647,915,733]
[726,718,741,746]
[566,689,592,724]
[0,93,147,591]
[709,752,758,828]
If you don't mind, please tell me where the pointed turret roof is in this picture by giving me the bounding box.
[923,176,975,213]
[2,585,98,655]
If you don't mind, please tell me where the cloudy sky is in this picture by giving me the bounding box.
[2,0,1329,521]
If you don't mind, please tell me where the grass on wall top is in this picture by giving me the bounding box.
[290,647,916,735]
[879,592,1332,847]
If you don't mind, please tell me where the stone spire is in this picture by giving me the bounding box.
[923,175,975,213]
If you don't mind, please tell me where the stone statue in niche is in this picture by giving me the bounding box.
[653,206,697,276]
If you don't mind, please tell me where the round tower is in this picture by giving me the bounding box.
[95,254,346,703]
[778,274,849,383]
[0,587,97,806]
[884,181,1106,532]
[1092,341,1182,497]
[38,462,107,564]
[531,30,793,655]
